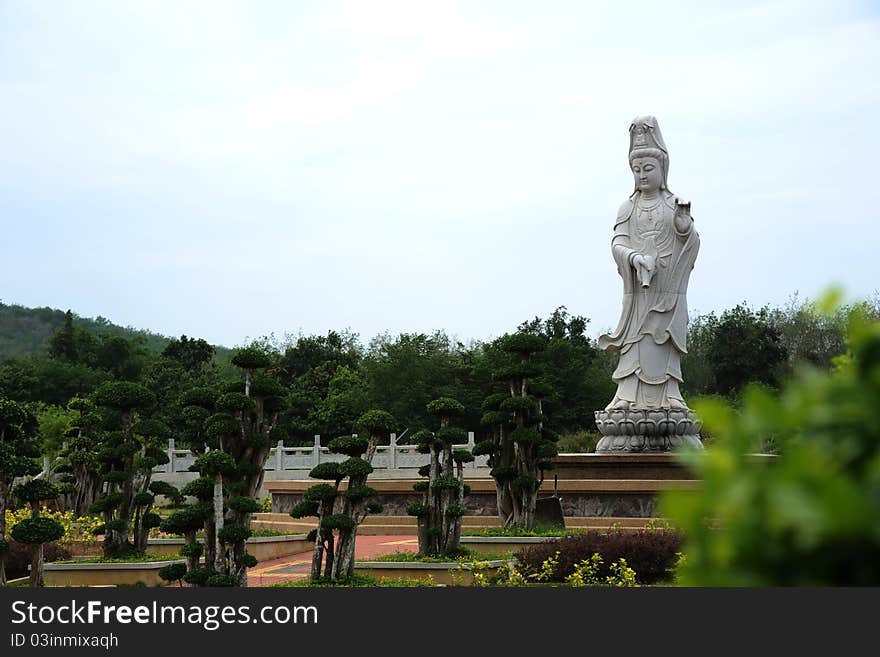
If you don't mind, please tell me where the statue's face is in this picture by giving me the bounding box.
[631,157,663,193]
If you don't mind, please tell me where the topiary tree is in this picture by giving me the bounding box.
[406,397,472,557]
[129,418,171,554]
[158,562,187,587]
[148,480,184,507]
[231,346,272,397]
[0,397,42,586]
[193,449,237,572]
[174,343,286,586]
[90,381,158,557]
[12,479,64,587]
[290,461,343,580]
[294,410,394,582]
[331,410,395,578]
[156,476,213,583]
[479,333,557,529]
[159,505,206,574]
[52,396,103,517]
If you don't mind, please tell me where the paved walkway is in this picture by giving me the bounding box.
[249,535,418,586]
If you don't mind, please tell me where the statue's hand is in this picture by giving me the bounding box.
[674,199,692,233]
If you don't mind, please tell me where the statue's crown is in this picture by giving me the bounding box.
[628,116,668,159]
[632,125,652,148]
[628,116,670,190]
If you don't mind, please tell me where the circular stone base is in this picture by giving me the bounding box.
[595,433,703,453]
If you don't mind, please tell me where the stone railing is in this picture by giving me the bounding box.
[157,432,489,474]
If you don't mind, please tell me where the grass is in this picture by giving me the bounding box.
[248,528,301,538]
[360,549,508,563]
[57,553,183,564]
[273,574,432,588]
[151,528,299,540]
[463,524,578,537]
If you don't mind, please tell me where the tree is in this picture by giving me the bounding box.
[278,331,363,444]
[664,305,880,585]
[144,338,221,444]
[231,345,272,397]
[175,387,218,568]
[47,310,98,365]
[478,333,558,529]
[52,397,103,516]
[193,450,237,573]
[406,398,473,557]
[34,403,74,457]
[311,365,371,438]
[333,410,394,579]
[0,398,42,586]
[180,343,287,586]
[768,293,857,370]
[291,462,342,581]
[363,331,480,431]
[161,335,215,372]
[292,410,394,582]
[708,304,788,396]
[11,479,64,587]
[0,357,110,406]
[159,479,211,580]
[90,381,163,557]
[277,330,361,386]
[680,311,718,398]
[94,335,145,381]
[518,306,614,433]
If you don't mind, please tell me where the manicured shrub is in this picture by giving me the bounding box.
[11,518,65,546]
[228,497,261,514]
[515,529,684,585]
[206,573,240,587]
[218,522,251,545]
[158,563,187,586]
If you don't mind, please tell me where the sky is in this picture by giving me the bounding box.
[1,0,879,348]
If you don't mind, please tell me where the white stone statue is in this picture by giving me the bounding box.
[594,116,702,452]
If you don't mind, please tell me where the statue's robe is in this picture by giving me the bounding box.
[598,190,700,409]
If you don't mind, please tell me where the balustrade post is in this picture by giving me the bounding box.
[167,438,175,473]
[275,440,284,471]
[467,431,476,468]
[389,433,397,469]
[313,435,321,467]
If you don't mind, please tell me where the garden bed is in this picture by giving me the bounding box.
[43,556,185,587]
[146,534,311,561]
[460,535,558,556]
[55,533,311,562]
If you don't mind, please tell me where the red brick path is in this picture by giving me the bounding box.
[249,535,418,586]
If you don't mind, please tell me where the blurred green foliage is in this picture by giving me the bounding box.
[663,302,880,585]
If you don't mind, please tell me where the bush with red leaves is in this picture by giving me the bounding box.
[516,529,683,585]
[3,540,72,580]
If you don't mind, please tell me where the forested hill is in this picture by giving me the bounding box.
[0,301,173,361]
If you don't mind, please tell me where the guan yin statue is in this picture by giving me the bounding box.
[595,116,703,452]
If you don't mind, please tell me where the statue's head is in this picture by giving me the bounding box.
[631,155,664,194]
[628,116,669,192]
